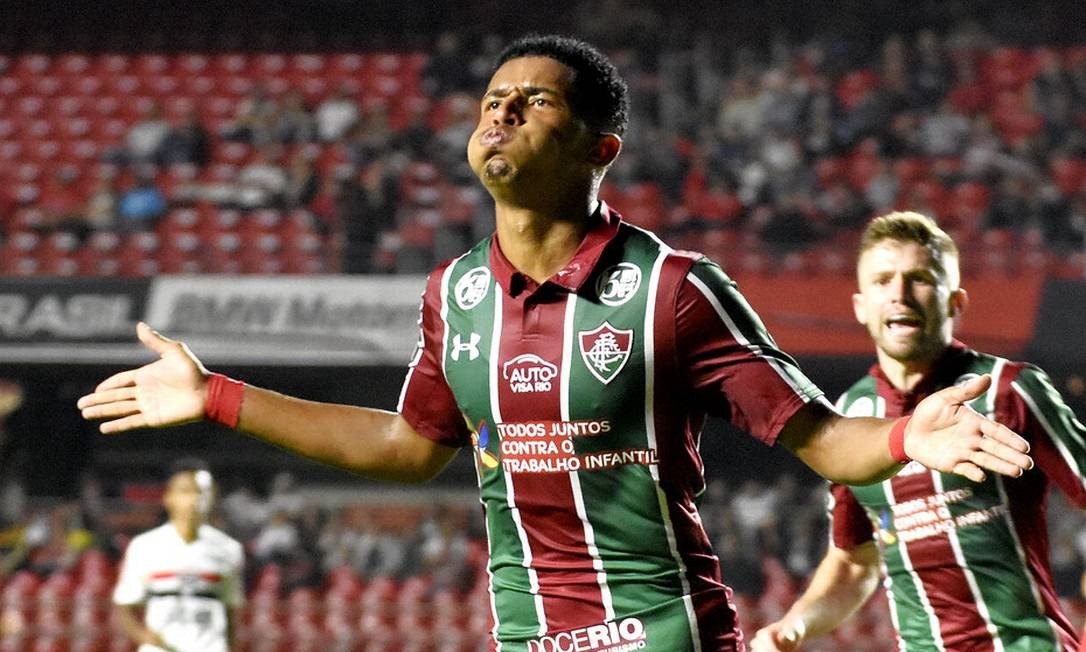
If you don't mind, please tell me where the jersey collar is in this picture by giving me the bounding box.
[870,340,972,414]
[488,201,622,297]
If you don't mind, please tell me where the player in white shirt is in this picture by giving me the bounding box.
[113,458,245,652]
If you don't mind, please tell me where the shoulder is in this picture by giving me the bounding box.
[835,376,879,414]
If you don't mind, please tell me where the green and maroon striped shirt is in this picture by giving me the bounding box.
[399,203,822,651]
[832,342,1086,651]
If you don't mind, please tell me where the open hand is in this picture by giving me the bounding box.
[907,374,1032,482]
[77,322,209,433]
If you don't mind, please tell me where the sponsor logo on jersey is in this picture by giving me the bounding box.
[454,267,491,310]
[595,263,641,306]
[503,353,558,393]
[470,420,499,470]
[450,332,481,361]
[578,322,632,384]
[527,617,647,652]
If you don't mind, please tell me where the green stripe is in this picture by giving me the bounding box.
[440,240,543,641]
[687,260,821,401]
[566,230,686,614]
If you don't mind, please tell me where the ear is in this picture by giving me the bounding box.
[949,287,969,318]
[851,291,867,326]
[587,133,622,167]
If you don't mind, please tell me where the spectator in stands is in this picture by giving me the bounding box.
[273,88,316,144]
[345,102,395,166]
[265,471,304,517]
[315,83,360,142]
[911,30,951,108]
[117,169,167,231]
[236,146,289,208]
[122,102,171,166]
[284,149,320,208]
[84,176,119,231]
[220,86,276,146]
[423,31,474,98]
[252,510,300,564]
[920,99,972,157]
[340,156,399,274]
[38,167,87,234]
[159,108,210,167]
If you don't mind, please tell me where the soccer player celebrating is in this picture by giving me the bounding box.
[82,37,1032,651]
[113,458,244,652]
[752,212,1084,651]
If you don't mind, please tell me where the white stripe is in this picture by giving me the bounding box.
[992,475,1062,644]
[559,293,616,621]
[488,289,548,636]
[685,272,810,399]
[643,250,702,651]
[931,473,1003,650]
[1013,379,1086,493]
[884,476,947,651]
[398,260,464,412]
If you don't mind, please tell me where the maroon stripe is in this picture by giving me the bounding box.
[995,364,1080,651]
[496,292,606,632]
[891,470,995,651]
[656,253,740,650]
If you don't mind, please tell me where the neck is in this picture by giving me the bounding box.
[876,347,944,392]
[171,517,200,543]
[494,196,597,284]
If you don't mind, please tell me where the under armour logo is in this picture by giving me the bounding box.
[451,332,481,361]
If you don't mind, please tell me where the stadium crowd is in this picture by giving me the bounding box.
[4,19,1086,276]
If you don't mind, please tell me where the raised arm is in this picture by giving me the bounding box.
[779,374,1032,485]
[750,542,881,651]
[78,323,459,483]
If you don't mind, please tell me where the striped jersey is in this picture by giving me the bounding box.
[831,342,1086,651]
[113,523,244,652]
[399,203,823,651]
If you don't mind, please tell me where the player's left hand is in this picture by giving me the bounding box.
[907,374,1032,482]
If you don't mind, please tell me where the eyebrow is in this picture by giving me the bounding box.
[482,85,559,101]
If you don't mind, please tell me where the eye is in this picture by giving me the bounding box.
[530,97,549,107]
[486,100,501,110]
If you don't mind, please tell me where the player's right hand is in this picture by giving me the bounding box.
[77,322,209,433]
[750,620,804,652]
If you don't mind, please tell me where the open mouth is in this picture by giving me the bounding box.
[885,313,923,334]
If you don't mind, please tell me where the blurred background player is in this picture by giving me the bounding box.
[113,457,244,652]
[752,212,1086,651]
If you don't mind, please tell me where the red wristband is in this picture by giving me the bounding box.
[889,415,912,464]
[205,373,245,428]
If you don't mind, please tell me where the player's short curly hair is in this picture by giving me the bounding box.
[494,34,629,137]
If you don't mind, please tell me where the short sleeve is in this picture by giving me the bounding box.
[397,264,472,447]
[112,537,148,605]
[829,483,875,550]
[1003,364,1086,508]
[677,259,824,445]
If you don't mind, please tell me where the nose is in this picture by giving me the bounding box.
[887,275,909,301]
[492,94,525,126]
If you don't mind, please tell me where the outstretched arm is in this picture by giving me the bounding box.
[780,374,1032,485]
[750,542,881,651]
[78,323,459,483]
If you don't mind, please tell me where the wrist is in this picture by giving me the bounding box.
[204,373,245,428]
[888,415,912,464]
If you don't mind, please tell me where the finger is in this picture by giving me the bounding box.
[100,413,150,434]
[82,399,141,420]
[939,374,993,404]
[77,387,137,411]
[977,437,1033,476]
[978,419,1031,455]
[951,461,986,483]
[95,369,140,393]
[137,321,178,356]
